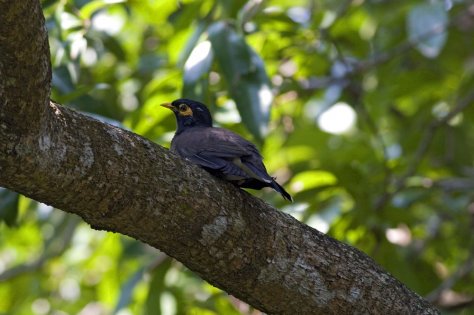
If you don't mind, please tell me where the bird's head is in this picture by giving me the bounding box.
[161,99,213,134]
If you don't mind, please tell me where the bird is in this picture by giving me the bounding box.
[161,98,293,202]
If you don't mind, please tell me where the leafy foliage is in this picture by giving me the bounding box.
[1,0,474,314]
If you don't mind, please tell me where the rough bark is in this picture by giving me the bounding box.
[0,1,439,314]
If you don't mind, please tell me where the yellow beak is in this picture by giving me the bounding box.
[160,103,174,110]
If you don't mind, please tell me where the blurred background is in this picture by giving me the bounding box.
[1,0,474,314]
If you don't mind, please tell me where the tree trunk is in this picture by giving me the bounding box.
[0,1,439,314]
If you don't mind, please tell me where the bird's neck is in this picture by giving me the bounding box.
[176,117,211,135]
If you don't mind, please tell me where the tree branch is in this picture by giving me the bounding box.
[0,1,439,314]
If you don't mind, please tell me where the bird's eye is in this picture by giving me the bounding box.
[179,104,188,112]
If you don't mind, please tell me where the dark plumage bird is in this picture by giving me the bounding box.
[161,98,292,202]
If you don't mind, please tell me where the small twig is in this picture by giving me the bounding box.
[375,90,474,210]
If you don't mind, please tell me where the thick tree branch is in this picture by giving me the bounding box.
[0,0,51,131]
[0,1,439,314]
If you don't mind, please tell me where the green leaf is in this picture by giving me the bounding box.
[178,22,207,67]
[183,41,214,84]
[407,2,448,58]
[41,0,59,9]
[182,76,211,103]
[208,21,272,142]
[144,258,172,315]
[0,188,19,227]
[290,171,338,193]
[113,266,146,315]
[52,65,75,93]
[101,33,126,60]
[182,40,214,101]
[237,0,264,29]
[79,0,127,20]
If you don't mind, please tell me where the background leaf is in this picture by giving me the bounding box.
[0,188,19,227]
[407,2,448,58]
[208,21,272,142]
[182,40,214,102]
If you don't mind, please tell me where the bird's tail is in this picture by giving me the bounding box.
[271,180,293,202]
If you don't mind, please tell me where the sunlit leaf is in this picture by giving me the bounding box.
[290,171,338,193]
[208,21,272,142]
[58,11,82,30]
[183,41,213,84]
[79,0,126,20]
[182,40,214,101]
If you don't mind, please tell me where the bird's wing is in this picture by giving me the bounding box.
[172,127,257,158]
[172,127,272,183]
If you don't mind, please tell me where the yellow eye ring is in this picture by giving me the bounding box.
[179,104,188,112]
